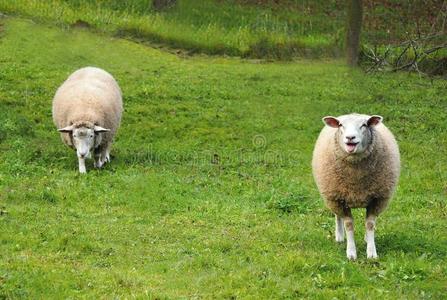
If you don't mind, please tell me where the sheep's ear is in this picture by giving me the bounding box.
[367,115,383,127]
[58,125,74,132]
[94,126,110,133]
[323,116,340,128]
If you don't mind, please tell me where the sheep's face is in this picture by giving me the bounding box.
[323,114,382,155]
[72,127,96,158]
[58,125,110,159]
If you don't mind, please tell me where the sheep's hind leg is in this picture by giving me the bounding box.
[365,211,378,259]
[343,209,357,260]
[335,215,344,242]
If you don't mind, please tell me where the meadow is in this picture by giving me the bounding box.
[0,13,446,299]
[0,0,443,59]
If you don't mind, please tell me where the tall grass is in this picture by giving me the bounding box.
[1,0,443,60]
[0,0,343,59]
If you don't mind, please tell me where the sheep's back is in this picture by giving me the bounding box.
[52,67,122,130]
[52,67,123,147]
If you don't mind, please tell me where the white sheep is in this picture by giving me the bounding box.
[52,67,123,173]
[312,113,400,260]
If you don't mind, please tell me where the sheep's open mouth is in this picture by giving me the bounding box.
[345,142,358,153]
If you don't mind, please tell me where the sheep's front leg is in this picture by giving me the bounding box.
[343,210,357,260]
[95,147,104,169]
[335,214,344,242]
[104,145,111,163]
[94,144,110,168]
[78,157,86,174]
[365,213,378,259]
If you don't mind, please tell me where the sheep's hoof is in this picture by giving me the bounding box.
[347,249,357,260]
[335,234,344,243]
[367,248,378,259]
[79,169,87,174]
[347,254,357,260]
[94,160,104,168]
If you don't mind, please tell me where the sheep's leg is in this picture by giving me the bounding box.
[365,212,378,259]
[78,157,86,174]
[94,146,105,168]
[94,144,111,168]
[104,144,111,163]
[343,210,357,260]
[335,215,344,242]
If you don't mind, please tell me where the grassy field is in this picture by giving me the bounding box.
[0,16,446,298]
[1,0,444,60]
[0,0,345,58]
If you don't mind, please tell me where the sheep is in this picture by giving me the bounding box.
[312,113,400,260]
[52,67,123,173]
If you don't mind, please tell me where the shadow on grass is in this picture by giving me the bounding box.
[114,25,242,57]
[114,25,343,60]
[245,37,343,60]
[377,231,446,259]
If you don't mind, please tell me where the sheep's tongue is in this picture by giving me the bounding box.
[346,144,357,153]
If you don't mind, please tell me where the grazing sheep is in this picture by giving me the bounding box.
[52,67,123,173]
[312,113,400,260]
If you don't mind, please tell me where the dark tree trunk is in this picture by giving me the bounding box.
[152,0,177,11]
[346,0,363,66]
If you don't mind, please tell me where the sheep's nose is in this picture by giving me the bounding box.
[346,135,356,141]
[80,154,86,158]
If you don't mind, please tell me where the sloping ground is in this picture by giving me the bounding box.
[0,0,445,60]
[0,18,446,298]
[0,0,344,59]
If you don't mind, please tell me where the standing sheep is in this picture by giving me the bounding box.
[312,113,400,260]
[52,67,123,173]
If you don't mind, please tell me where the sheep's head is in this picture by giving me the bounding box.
[58,122,110,159]
[323,114,382,155]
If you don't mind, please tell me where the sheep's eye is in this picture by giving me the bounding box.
[361,123,367,128]
[90,135,93,138]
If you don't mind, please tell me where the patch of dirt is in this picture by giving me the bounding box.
[71,19,92,29]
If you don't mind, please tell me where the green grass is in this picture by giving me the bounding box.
[1,1,444,60]
[0,0,345,59]
[0,17,446,298]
